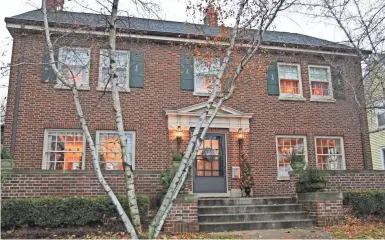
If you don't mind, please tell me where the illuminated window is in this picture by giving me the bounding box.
[56,47,90,89]
[276,136,307,176]
[99,50,130,91]
[43,130,85,170]
[315,137,345,170]
[309,66,333,99]
[375,100,385,129]
[96,131,135,170]
[194,57,220,95]
[278,63,303,97]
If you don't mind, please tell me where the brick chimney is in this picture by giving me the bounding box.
[203,6,218,26]
[45,0,64,11]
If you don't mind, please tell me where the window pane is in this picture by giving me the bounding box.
[280,79,299,94]
[45,131,84,170]
[310,67,328,82]
[279,65,298,79]
[315,138,344,170]
[99,51,129,87]
[194,58,220,92]
[277,137,306,175]
[59,48,90,86]
[311,82,330,96]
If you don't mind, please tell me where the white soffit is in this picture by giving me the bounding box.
[165,102,253,132]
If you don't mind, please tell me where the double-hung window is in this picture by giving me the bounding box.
[278,63,304,100]
[276,136,307,179]
[43,130,85,170]
[56,47,90,90]
[194,57,220,95]
[315,137,345,170]
[99,50,130,91]
[309,65,334,100]
[96,131,136,170]
[375,100,385,129]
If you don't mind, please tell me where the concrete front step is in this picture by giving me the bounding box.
[198,211,309,223]
[198,197,296,206]
[198,204,303,214]
[199,219,313,232]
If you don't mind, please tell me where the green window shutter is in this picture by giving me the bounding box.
[267,62,279,96]
[129,51,144,88]
[331,67,345,100]
[41,50,58,84]
[180,54,194,91]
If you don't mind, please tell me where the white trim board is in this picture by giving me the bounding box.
[7,23,358,57]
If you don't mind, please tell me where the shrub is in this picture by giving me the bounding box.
[1,195,150,229]
[298,167,327,192]
[344,190,385,219]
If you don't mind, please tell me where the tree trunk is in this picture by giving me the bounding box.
[108,0,142,233]
[42,0,138,238]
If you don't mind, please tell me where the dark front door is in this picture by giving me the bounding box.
[193,134,227,193]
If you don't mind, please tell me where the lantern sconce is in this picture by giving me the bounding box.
[238,128,244,143]
[176,126,182,144]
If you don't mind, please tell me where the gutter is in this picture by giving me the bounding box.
[10,24,26,156]
[5,22,361,57]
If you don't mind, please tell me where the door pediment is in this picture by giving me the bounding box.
[165,102,253,132]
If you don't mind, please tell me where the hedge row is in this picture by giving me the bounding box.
[1,195,150,229]
[344,190,385,218]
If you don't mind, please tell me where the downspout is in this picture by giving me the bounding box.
[10,25,26,156]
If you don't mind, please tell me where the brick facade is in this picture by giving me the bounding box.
[2,20,373,200]
[324,170,385,192]
[300,200,344,226]
[163,202,199,233]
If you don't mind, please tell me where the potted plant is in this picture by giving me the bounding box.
[298,167,327,192]
[171,150,183,169]
[240,153,254,197]
[287,151,305,172]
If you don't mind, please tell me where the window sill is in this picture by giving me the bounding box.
[54,84,90,91]
[96,86,131,92]
[277,175,290,181]
[193,91,210,97]
[310,97,336,103]
[278,95,306,101]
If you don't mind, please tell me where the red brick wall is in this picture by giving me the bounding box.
[300,200,343,226]
[3,30,371,198]
[163,202,198,233]
[324,171,385,192]
[1,171,163,199]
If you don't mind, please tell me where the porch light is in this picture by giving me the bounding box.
[176,126,182,141]
[238,128,244,142]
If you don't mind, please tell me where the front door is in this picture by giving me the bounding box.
[193,134,227,193]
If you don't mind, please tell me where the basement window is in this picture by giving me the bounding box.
[96,131,136,170]
[43,130,85,170]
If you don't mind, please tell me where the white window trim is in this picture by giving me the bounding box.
[380,147,385,170]
[275,135,308,181]
[42,129,86,170]
[97,49,131,92]
[314,136,346,170]
[193,57,220,96]
[55,47,91,90]
[308,65,335,102]
[277,63,305,101]
[374,100,385,130]
[95,130,136,170]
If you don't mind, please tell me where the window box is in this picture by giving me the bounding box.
[315,136,345,170]
[42,130,86,170]
[96,131,136,170]
[98,50,131,92]
[55,47,91,90]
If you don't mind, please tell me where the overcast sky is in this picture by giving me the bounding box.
[0,0,347,99]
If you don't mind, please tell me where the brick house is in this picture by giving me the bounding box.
[2,0,378,202]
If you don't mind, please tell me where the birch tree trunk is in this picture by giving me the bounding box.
[107,0,142,233]
[42,1,138,238]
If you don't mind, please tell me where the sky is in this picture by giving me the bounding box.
[0,0,348,100]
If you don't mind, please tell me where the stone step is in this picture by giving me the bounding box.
[198,211,309,223]
[198,204,303,215]
[199,219,313,232]
[198,197,296,206]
